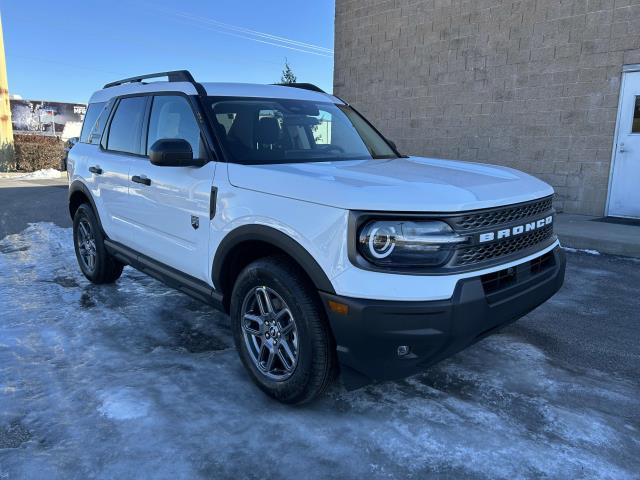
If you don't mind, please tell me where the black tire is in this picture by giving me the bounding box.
[230,255,337,404]
[73,203,124,284]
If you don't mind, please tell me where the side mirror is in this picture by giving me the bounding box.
[149,139,204,167]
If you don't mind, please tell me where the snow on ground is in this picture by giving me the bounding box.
[0,224,638,479]
[2,169,63,180]
[562,246,601,256]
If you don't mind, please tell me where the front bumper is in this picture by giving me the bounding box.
[320,246,566,385]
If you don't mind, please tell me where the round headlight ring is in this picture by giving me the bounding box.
[368,226,396,259]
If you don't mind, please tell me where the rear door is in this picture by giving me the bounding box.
[126,94,216,282]
[94,95,148,242]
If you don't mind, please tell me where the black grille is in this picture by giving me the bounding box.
[530,250,555,275]
[450,197,553,232]
[453,224,554,266]
[481,250,556,294]
[481,266,517,294]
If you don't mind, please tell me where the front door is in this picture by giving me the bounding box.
[126,94,216,283]
[609,70,640,218]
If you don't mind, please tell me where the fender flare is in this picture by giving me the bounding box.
[212,224,336,295]
[68,180,104,232]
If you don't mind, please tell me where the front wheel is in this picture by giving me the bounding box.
[230,256,337,404]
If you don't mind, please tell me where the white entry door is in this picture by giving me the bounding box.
[609,70,640,218]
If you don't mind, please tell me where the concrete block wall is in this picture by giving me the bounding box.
[334,0,640,215]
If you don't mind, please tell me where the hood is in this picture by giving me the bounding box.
[227,156,554,212]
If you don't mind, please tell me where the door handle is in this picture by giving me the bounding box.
[619,143,627,153]
[89,166,103,175]
[132,175,151,186]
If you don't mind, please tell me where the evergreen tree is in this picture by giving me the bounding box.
[280,59,297,84]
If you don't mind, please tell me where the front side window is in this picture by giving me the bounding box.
[633,96,640,134]
[209,98,397,164]
[106,96,147,154]
[147,95,203,159]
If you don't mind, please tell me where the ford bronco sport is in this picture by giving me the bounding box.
[68,70,566,404]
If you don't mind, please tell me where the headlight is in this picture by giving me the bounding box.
[357,220,468,268]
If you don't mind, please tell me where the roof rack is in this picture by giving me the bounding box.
[103,70,197,89]
[273,82,326,93]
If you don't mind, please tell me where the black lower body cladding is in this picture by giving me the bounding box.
[321,246,566,384]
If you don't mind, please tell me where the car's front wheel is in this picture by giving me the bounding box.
[73,203,124,284]
[230,255,337,404]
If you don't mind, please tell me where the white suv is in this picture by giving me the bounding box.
[68,70,565,404]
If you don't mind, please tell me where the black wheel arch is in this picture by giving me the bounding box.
[213,225,336,306]
[68,181,104,232]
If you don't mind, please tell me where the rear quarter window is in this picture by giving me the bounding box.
[79,102,106,143]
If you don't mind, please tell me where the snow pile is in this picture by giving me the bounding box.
[563,246,601,255]
[0,223,637,479]
[12,168,63,180]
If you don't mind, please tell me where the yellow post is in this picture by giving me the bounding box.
[0,11,13,171]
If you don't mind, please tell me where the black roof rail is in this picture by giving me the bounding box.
[273,82,326,93]
[103,70,197,89]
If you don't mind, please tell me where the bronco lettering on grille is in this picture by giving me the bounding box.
[478,216,553,243]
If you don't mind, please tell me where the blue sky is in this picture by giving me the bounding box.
[0,0,335,103]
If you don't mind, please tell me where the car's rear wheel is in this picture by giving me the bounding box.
[73,204,124,284]
[230,255,337,404]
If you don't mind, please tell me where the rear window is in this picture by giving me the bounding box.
[106,97,147,155]
[79,102,105,143]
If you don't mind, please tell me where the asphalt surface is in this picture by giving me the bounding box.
[0,178,71,237]
[0,181,638,479]
[512,252,640,380]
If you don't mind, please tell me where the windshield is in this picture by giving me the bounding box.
[208,97,398,164]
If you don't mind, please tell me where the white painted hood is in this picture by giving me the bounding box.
[228,157,554,212]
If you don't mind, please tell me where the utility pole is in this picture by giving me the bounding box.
[0,11,13,170]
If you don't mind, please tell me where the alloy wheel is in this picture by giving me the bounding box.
[241,286,299,381]
[77,218,97,272]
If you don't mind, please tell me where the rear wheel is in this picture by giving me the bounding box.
[73,204,123,284]
[230,255,337,404]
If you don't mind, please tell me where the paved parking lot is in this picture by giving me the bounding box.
[0,178,70,238]
[0,184,638,479]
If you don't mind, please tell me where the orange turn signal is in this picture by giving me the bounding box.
[328,300,349,316]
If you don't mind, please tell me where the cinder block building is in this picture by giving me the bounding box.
[333,0,640,218]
